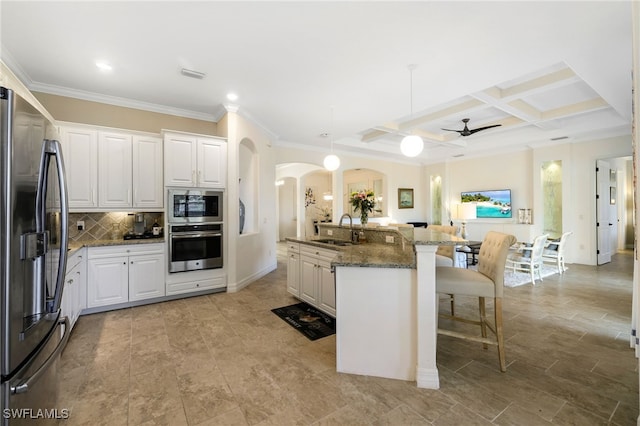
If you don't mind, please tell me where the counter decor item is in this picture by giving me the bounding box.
[350,189,376,226]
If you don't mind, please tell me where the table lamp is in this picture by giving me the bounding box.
[457,203,477,240]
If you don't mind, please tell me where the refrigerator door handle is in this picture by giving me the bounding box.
[36,139,70,313]
[11,317,70,395]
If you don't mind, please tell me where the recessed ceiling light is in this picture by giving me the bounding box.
[95,61,112,72]
[226,93,238,101]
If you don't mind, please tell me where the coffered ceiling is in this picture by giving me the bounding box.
[0,1,633,164]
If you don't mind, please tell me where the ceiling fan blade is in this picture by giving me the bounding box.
[467,124,502,135]
[441,128,462,133]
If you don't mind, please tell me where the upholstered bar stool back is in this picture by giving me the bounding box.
[436,231,517,371]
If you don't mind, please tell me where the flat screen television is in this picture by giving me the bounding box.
[461,189,512,218]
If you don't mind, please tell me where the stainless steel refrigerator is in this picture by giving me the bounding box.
[0,87,70,424]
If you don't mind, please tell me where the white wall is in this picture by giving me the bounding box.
[274,146,426,225]
[425,136,632,266]
[223,111,277,292]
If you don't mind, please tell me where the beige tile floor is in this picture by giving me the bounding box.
[58,245,639,425]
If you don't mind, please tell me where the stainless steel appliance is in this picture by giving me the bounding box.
[0,87,70,424]
[168,189,223,223]
[133,213,145,235]
[168,224,222,273]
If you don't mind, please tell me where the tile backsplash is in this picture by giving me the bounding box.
[69,212,164,243]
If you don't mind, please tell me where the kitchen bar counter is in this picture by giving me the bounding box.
[297,229,466,390]
[287,229,463,269]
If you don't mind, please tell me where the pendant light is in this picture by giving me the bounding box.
[400,65,424,157]
[323,106,340,171]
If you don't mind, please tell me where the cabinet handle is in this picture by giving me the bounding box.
[123,262,126,265]
[192,170,196,183]
[130,261,133,264]
[67,279,73,284]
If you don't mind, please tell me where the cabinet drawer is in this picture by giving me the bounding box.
[300,244,338,262]
[67,249,85,271]
[88,243,164,259]
[166,277,225,295]
[287,242,300,253]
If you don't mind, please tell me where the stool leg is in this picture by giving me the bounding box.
[495,298,506,372]
[479,297,488,349]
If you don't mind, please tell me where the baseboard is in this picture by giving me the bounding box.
[416,367,440,389]
[226,261,277,293]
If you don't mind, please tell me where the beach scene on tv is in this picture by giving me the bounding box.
[461,190,512,218]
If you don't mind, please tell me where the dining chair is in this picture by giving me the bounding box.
[505,234,548,285]
[436,231,517,372]
[542,231,572,274]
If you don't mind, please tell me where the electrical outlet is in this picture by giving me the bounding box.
[327,230,333,236]
[77,220,85,231]
[385,235,394,243]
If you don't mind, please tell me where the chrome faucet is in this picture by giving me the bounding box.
[338,213,360,243]
[338,213,352,229]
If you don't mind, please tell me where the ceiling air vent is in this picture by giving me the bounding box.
[181,68,206,79]
[550,136,569,141]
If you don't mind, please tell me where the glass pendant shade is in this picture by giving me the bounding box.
[323,154,340,171]
[400,135,424,157]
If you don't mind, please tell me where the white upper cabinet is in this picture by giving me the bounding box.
[60,127,98,209]
[60,124,163,210]
[99,131,132,208]
[164,132,226,188]
[132,135,163,208]
[198,138,226,188]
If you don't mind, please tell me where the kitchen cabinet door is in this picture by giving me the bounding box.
[129,252,165,301]
[87,256,129,308]
[287,251,300,297]
[132,135,163,208]
[317,259,336,317]
[60,127,98,209]
[300,254,318,306]
[98,132,132,208]
[197,138,226,188]
[164,134,197,187]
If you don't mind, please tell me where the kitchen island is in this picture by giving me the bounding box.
[289,227,465,389]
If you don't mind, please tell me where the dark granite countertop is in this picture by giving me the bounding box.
[68,237,166,254]
[287,229,466,269]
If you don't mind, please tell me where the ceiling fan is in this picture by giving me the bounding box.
[442,118,501,137]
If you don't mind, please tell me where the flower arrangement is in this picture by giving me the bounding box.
[350,189,376,225]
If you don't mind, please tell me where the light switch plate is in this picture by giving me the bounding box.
[385,235,394,243]
[327,230,333,236]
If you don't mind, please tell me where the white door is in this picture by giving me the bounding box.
[87,257,129,307]
[99,132,132,208]
[132,135,163,208]
[61,127,98,208]
[164,135,196,187]
[300,255,318,305]
[198,138,226,188]
[129,253,165,301]
[596,160,612,265]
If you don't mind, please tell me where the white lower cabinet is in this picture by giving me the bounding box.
[286,242,300,297]
[87,244,165,308]
[297,244,337,317]
[61,249,86,330]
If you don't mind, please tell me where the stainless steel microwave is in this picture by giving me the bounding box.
[168,189,223,223]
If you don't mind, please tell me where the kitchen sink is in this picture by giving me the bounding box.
[314,238,355,246]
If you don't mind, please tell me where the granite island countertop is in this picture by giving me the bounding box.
[287,230,466,269]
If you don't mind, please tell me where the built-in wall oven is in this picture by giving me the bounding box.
[169,223,223,273]
[168,189,223,223]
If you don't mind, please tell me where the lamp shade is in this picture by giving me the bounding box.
[457,203,477,221]
[400,135,424,157]
[323,154,340,171]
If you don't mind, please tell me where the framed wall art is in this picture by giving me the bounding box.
[398,188,414,209]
